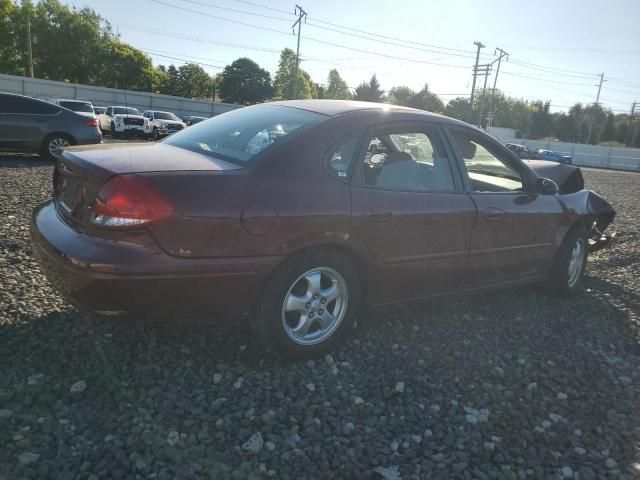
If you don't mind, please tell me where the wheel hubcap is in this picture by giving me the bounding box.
[282,267,348,346]
[48,138,70,155]
[567,239,585,287]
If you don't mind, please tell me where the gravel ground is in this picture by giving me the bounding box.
[1,155,639,480]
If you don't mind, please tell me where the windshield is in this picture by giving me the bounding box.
[154,112,179,120]
[164,105,325,165]
[59,101,93,113]
[113,107,141,116]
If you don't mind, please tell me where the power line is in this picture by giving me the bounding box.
[231,0,295,16]
[500,71,595,87]
[175,0,292,22]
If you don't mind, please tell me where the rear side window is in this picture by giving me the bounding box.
[327,135,361,179]
[164,105,325,165]
[59,101,93,113]
[0,95,59,114]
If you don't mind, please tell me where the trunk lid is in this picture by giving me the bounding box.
[53,142,241,226]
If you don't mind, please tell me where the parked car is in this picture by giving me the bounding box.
[93,106,106,116]
[184,115,208,126]
[0,92,102,159]
[536,149,573,164]
[143,110,186,140]
[31,100,615,360]
[505,143,536,159]
[51,99,96,118]
[98,106,150,138]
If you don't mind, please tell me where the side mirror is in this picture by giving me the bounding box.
[370,153,385,165]
[537,177,559,195]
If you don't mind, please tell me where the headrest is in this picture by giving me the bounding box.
[456,138,477,159]
[385,151,413,165]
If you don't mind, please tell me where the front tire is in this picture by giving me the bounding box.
[152,127,160,141]
[547,226,588,297]
[253,249,362,361]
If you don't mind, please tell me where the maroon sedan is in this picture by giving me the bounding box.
[31,100,615,360]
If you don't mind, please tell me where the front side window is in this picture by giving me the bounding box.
[358,127,455,192]
[164,105,325,165]
[451,130,524,193]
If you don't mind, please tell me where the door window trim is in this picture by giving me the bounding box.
[442,125,537,194]
[352,121,464,193]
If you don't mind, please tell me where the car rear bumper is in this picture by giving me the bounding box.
[30,201,282,321]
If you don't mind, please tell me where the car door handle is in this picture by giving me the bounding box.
[369,212,393,223]
[484,207,505,221]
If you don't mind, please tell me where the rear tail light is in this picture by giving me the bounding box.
[90,175,173,227]
[85,118,99,127]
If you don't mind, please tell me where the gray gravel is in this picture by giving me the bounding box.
[1,155,639,479]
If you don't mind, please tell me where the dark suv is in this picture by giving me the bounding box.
[0,93,102,159]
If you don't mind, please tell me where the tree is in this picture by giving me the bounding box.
[529,101,553,139]
[353,74,384,102]
[406,84,444,112]
[325,69,351,100]
[632,124,640,148]
[388,86,415,106]
[444,97,472,123]
[273,48,314,100]
[600,113,617,143]
[218,57,273,105]
[0,0,21,75]
[175,63,215,99]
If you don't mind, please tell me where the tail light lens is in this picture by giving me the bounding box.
[91,175,173,227]
[85,118,99,127]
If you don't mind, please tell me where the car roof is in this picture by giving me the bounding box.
[56,99,91,103]
[268,99,470,127]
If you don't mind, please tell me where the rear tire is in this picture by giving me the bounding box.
[40,134,73,160]
[546,226,588,297]
[253,249,362,361]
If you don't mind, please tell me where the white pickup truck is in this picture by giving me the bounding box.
[98,106,150,138]
[143,110,186,140]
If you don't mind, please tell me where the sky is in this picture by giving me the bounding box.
[61,0,640,113]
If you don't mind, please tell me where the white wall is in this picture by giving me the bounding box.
[0,74,240,119]
[490,130,640,172]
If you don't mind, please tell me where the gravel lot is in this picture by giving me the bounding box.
[1,154,639,480]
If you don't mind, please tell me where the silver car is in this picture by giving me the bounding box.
[0,93,102,159]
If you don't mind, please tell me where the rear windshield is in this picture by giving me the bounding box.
[114,107,141,115]
[59,101,93,113]
[164,105,325,165]
[154,111,179,120]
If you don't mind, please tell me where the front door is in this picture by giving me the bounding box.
[446,127,565,285]
[350,123,477,303]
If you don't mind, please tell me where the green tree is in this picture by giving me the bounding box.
[325,69,351,100]
[100,40,156,91]
[175,63,215,99]
[600,113,616,142]
[0,0,21,75]
[529,101,553,139]
[353,74,384,102]
[273,48,314,100]
[406,84,444,112]
[444,97,472,122]
[388,86,415,106]
[632,124,640,148]
[218,57,273,105]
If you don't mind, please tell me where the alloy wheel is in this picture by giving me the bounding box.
[48,137,70,156]
[567,238,586,288]
[281,267,348,346]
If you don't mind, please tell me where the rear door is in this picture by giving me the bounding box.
[0,95,60,151]
[349,122,477,303]
[445,126,564,285]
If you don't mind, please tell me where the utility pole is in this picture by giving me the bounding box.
[291,4,307,100]
[586,73,606,144]
[491,48,508,96]
[26,8,34,78]
[625,101,637,147]
[470,41,485,109]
